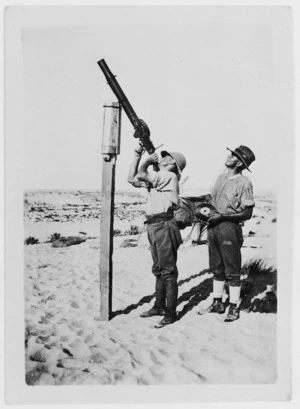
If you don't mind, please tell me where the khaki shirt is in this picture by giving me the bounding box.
[132,170,179,215]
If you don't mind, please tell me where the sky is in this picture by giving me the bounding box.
[21,6,294,192]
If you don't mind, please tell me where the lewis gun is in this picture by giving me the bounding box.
[97,59,155,154]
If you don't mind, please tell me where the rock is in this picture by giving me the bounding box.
[51,236,87,248]
[119,239,137,248]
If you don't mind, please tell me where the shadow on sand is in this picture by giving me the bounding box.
[240,260,277,313]
[111,260,277,319]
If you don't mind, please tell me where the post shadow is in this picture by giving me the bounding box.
[110,260,277,319]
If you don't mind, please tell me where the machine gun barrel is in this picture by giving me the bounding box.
[97,59,155,154]
[98,59,140,129]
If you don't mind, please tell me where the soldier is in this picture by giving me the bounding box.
[128,143,186,328]
[203,145,255,322]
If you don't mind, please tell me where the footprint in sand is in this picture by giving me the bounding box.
[149,350,163,365]
[30,348,49,363]
[57,318,68,324]
[157,348,170,358]
[70,301,80,309]
[35,335,50,344]
[60,336,69,342]
[89,352,107,364]
[84,334,95,344]
[68,340,81,349]
[38,316,51,325]
[158,334,175,345]
[68,320,83,330]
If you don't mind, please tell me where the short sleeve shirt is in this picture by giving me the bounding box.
[138,170,180,216]
[211,173,255,215]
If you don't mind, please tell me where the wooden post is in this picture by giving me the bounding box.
[100,101,121,320]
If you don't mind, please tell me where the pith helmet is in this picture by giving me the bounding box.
[161,150,186,172]
[226,145,255,172]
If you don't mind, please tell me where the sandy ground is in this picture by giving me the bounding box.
[24,189,277,385]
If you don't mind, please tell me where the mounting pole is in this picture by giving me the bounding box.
[99,101,121,320]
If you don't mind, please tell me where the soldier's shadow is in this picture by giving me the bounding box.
[111,260,277,320]
[111,269,213,319]
[176,273,214,320]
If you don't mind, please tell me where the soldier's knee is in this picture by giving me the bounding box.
[161,271,178,283]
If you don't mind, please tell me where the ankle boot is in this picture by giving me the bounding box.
[140,306,165,318]
[224,303,240,322]
[207,298,226,314]
[164,278,178,321]
[155,276,166,310]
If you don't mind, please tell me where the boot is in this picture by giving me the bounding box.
[164,277,178,321]
[155,275,166,309]
[154,316,176,329]
[224,303,240,322]
[154,275,178,327]
[206,298,226,314]
[140,276,166,318]
[140,306,165,318]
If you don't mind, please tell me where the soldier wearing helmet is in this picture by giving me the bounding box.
[201,145,256,322]
[128,142,186,328]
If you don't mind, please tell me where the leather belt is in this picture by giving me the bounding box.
[145,211,174,225]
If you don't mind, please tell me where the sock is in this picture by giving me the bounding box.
[229,286,241,305]
[213,280,225,299]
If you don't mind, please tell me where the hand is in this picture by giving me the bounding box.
[134,141,145,157]
[207,212,223,227]
[148,152,160,164]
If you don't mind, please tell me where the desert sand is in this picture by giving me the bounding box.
[24,188,277,386]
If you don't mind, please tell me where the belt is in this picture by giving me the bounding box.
[145,211,174,225]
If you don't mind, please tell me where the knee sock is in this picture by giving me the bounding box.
[213,280,225,299]
[229,285,241,305]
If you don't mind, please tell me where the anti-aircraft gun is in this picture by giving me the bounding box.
[97,59,155,154]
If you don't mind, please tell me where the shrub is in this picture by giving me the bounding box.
[50,233,61,242]
[25,237,39,245]
[127,225,140,235]
[113,225,140,237]
[240,259,277,313]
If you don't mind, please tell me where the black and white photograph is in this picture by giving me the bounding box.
[3,2,299,406]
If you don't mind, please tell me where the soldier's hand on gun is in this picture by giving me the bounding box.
[134,141,146,157]
[148,152,160,164]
